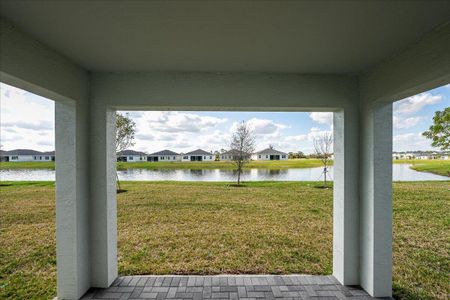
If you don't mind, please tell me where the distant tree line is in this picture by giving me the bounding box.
[288,151,333,159]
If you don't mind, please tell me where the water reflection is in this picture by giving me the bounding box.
[0,164,448,181]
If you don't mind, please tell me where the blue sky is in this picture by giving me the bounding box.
[0,82,448,154]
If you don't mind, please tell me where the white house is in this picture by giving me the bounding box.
[392,153,402,160]
[404,153,416,159]
[147,150,181,162]
[116,150,147,162]
[252,148,288,161]
[181,149,214,162]
[0,149,55,162]
[415,152,439,160]
[220,149,251,161]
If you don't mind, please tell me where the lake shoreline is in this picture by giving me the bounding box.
[1,160,449,180]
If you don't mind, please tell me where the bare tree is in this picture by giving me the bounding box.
[313,132,333,188]
[116,112,136,190]
[230,121,255,185]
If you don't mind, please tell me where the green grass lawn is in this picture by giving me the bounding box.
[394,159,450,177]
[0,161,55,170]
[117,159,327,170]
[0,181,449,299]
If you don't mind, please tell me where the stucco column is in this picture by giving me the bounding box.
[55,99,91,299]
[89,103,118,287]
[359,101,393,297]
[333,107,359,285]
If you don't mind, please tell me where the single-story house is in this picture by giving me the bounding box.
[42,151,56,161]
[220,149,251,161]
[392,153,401,160]
[416,153,439,160]
[251,148,288,160]
[181,149,214,162]
[147,150,181,162]
[404,153,416,159]
[0,149,55,162]
[116,150,147,162]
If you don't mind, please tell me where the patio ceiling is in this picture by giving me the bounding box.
[0,1,449,74]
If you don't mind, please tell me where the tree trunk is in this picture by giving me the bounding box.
[116,170,121,191]
[237,167,241,185]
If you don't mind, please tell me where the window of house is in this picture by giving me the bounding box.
[161,156,164,160]
[221,156,224,159]
[266,155,268,158]
[11,156,18,160]
[45,156,50,160]
[258,155,261,158]
[183,156,188,159]
[204,156,206,159]
[40,156,42,160]
[173,156,176,160]
[210,156,212,159]
[34,156,37,159]
[282,155,286,158]
[129,156,133,160]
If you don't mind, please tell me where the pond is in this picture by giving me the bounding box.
[0,164,448,181]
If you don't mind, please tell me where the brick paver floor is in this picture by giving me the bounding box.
[81,275,390,299]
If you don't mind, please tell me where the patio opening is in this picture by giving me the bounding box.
[115,110,335,278]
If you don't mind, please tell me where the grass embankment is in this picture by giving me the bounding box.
[117,159,327,170]
[394,159,450,177]
[0,161,55,170]
[0,159,326,171]
[1,181,449,299]
[2,159,449,178]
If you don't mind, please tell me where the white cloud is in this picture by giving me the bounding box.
[124,111,231,153]
[305,127,332,141]
[309,112,333,127]
[393,116,422,129]
[285,134,307,142]
[0,83,55,151]
[394,93,442,115]
[2,120,53,131]
[142,111,227,133]
[283,127,333,154]
[230,118,288,136]
[393,132,433,152]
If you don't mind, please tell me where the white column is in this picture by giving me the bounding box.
[360,101,393,297]
[89,103,118,287]
[333,107,359,285]
[55,100,90,299]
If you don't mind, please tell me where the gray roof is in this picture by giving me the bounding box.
[117,150,147,156]
[184,149,213,156]
[222,149,249,156]
[149,149,179,156]
[255,148,287,155]
[0,149,51,156]
[42,151,55,155]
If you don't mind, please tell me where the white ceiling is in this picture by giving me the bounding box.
[1,1,449,73]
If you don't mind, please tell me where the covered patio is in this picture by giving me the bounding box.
[0,1,449,299]
[81,275,371,299]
